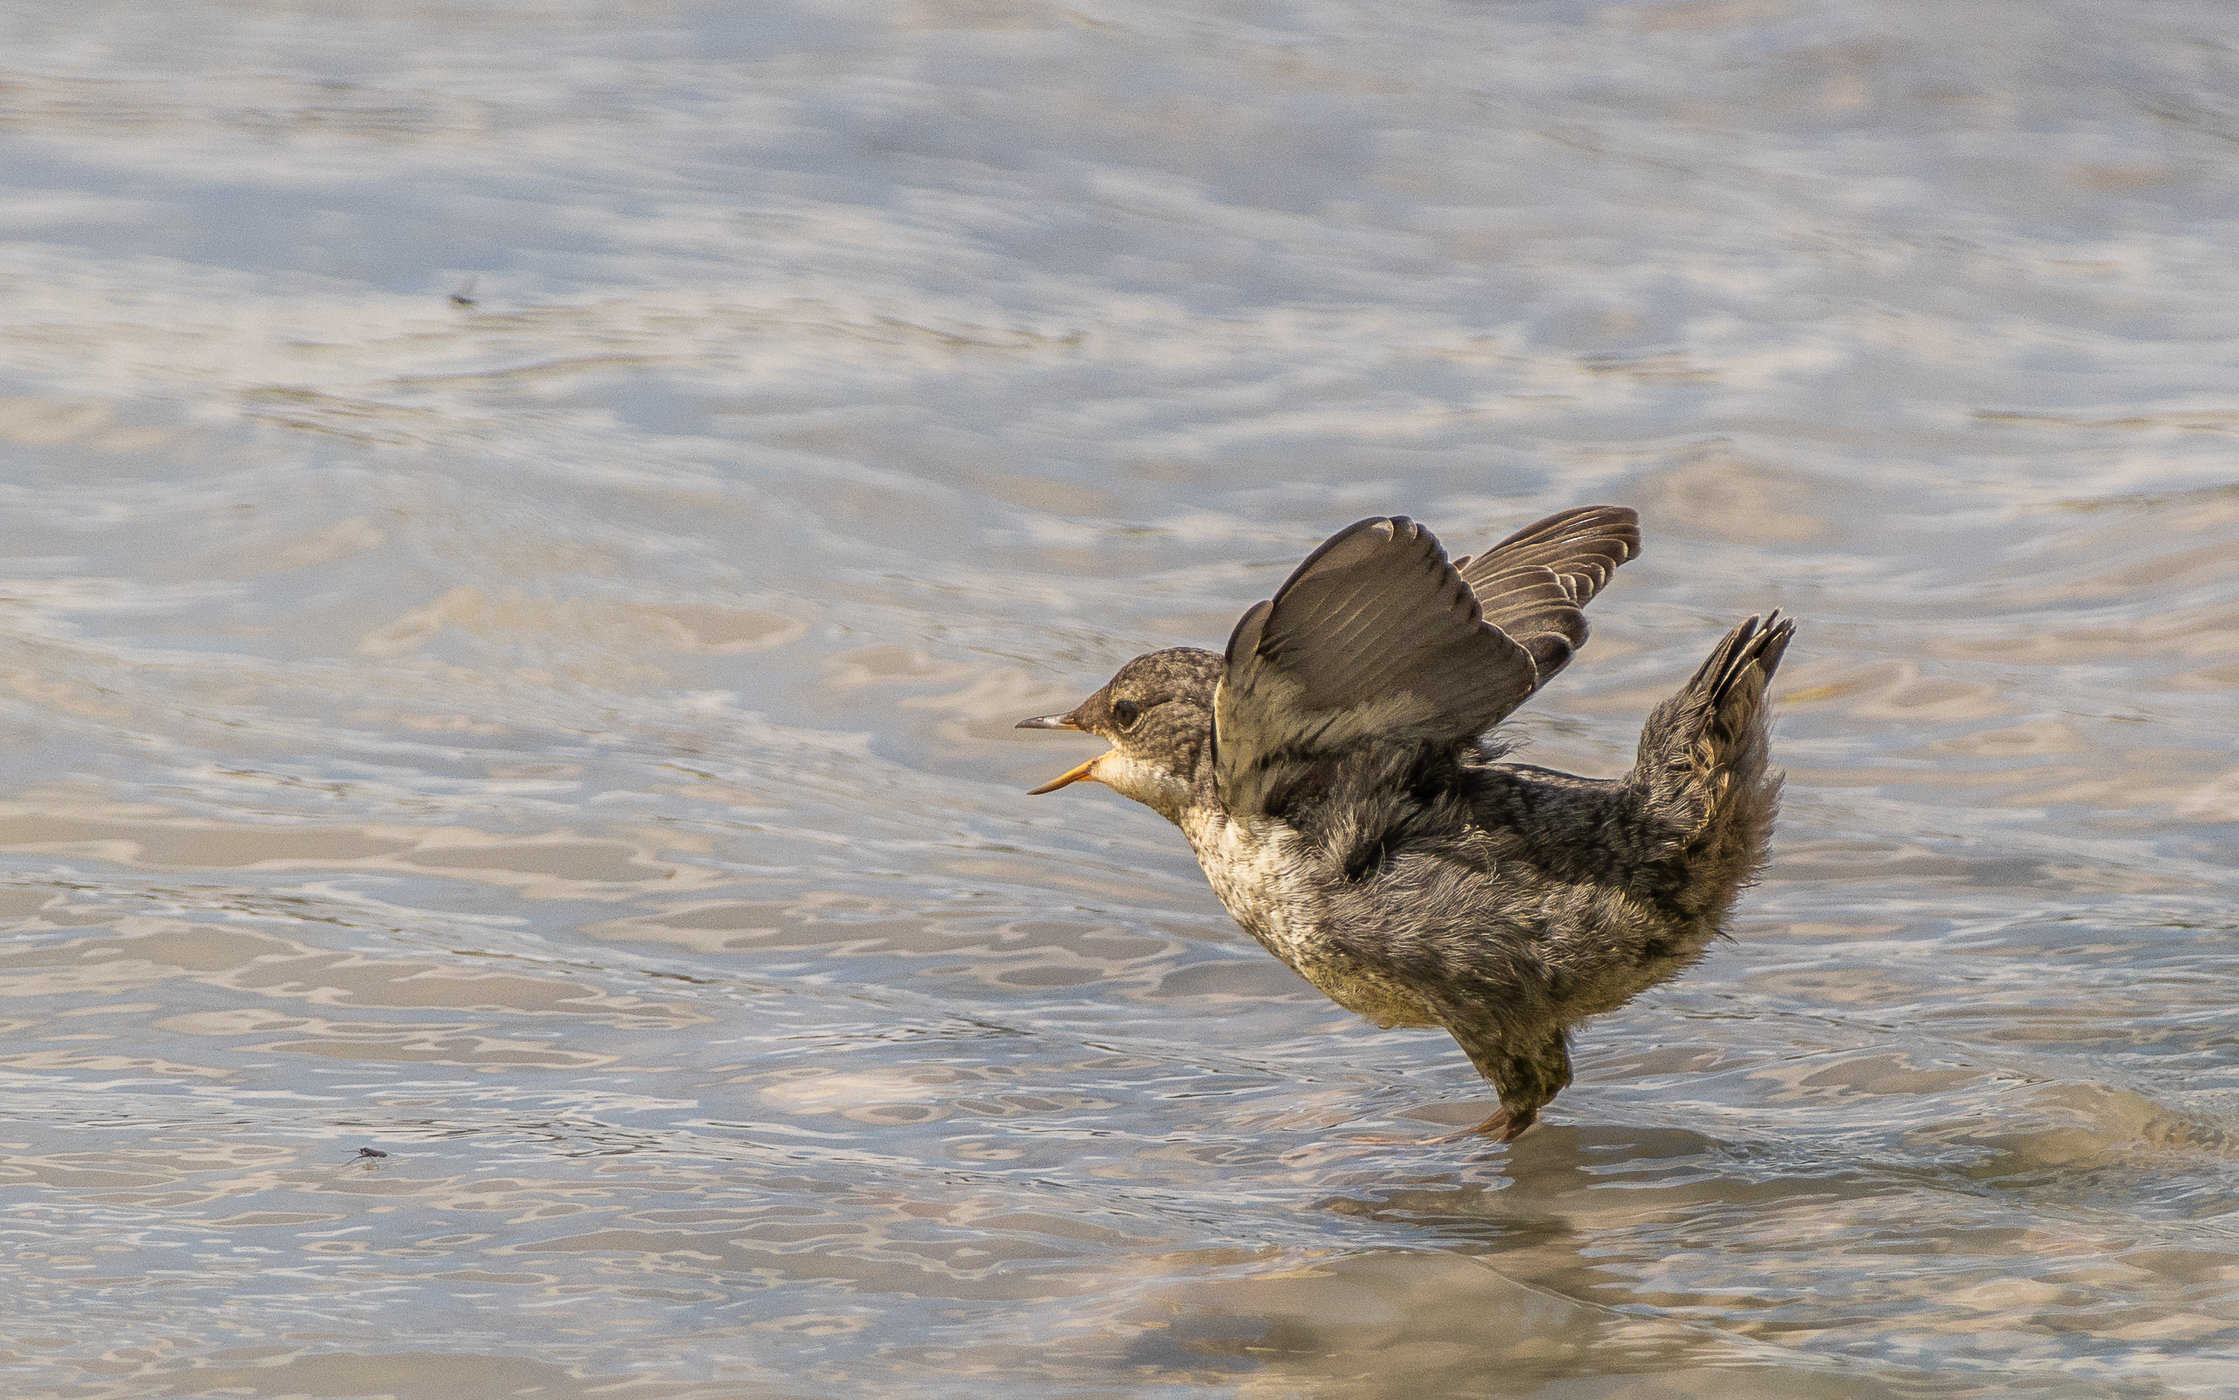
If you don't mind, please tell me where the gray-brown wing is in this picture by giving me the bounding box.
[1214,516,1538,816]
[1449,505,1640,685]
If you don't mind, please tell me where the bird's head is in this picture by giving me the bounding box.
[1015,647,1221,823]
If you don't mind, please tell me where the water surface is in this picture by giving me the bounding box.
[1,1,2237,1395]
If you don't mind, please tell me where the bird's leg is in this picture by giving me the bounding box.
[1287,1034,1571,1155]
[1434,1028,1572,1145]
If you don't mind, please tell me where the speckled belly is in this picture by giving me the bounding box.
[1180,810,1443,1030]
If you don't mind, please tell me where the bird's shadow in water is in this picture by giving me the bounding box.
[1313,1120,1902,1248]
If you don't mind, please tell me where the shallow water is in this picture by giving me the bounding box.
[1,0,2236,1395]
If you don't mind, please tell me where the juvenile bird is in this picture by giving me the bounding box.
[1017,506,1790,1141]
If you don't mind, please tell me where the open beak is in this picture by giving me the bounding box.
[1026,753,1104,795]
[1016,710,1101,794]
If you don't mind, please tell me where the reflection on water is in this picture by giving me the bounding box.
[1,0,2237,1395]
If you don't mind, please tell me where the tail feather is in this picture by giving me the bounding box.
[1631,611,1793,919]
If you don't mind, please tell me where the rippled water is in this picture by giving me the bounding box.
[2,1,2237,1395]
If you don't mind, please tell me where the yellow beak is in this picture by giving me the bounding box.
[1027,753,1105,795]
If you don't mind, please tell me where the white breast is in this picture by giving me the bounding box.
[1179,808,1314,962]
[1178,808,1442,1030]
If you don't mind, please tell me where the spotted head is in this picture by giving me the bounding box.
[1015,647,1222,823]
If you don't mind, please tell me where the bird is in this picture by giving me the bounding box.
[1016,505,1791,1142]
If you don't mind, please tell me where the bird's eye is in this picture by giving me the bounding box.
[1112,699,1142,731]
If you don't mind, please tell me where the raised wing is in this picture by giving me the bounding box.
[1214,516,1539,817]
[1450,504,1640,685]
[1213,507,1642,818]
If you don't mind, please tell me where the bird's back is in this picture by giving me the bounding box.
[1266,747,1709,1027]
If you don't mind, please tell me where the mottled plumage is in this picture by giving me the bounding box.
[1019,506,1791,1141]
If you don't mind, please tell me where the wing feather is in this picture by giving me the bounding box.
[1455,505,1639,687]
[1215,517,1538,816]
[1213,507,1642,818]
